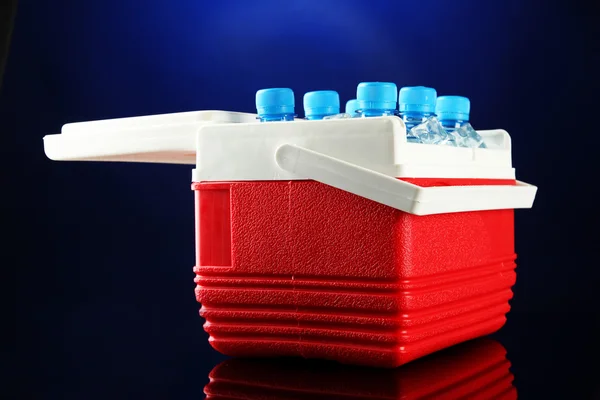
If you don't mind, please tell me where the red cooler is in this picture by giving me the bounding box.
[43,111,537,368]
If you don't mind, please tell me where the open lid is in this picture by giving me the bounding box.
[43,111,537,215]
[43,110,257,164]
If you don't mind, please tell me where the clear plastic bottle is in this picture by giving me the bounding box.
[345,99,359,117]
[323,98,358,120]
[255,88,295,122]
[398,86,455,146]
[436,96,486,148]
[356,82,398,117]
[303,90,340,120]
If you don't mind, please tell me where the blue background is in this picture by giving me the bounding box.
[5,0,599,398]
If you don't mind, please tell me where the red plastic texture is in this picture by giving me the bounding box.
[193,178,516,367]
[205,338,516,399]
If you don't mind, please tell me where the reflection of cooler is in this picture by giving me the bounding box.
[43,111,537,368]
[205,339,516,399]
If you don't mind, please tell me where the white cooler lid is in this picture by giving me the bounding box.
[43,110,258,164]
[43,110,537,215]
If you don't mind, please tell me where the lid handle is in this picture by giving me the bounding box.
[275,143,537,216]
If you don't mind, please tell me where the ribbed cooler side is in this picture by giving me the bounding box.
[204,339,516,399]
[193,180,516,367]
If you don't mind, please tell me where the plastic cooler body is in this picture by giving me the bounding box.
[193,177,516,368]
[42,113,536,368]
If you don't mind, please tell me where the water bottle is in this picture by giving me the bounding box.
[398,86,455,146]
[356,82,398,117]
[345,99,359,117]
[256,88,295,122]
[436,96,486,148]
[323,98,358,120]
[303,90,340,120]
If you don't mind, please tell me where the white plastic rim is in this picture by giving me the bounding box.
[192,117,516,181]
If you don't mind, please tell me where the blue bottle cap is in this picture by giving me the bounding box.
[303,90,340,117]
[398,86,437,113]
[345,99,359,115]
[356,82,397,111]
[435,95,470,121]
[256,88,295,115]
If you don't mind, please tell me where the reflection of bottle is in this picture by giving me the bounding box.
[256,88,295,122]
[205,339,516,399]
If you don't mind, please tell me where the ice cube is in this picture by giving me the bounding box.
[410,117,456,146]
[455,123,486,148]
[323,113,353,120]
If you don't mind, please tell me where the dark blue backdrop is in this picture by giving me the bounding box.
[5,0,599,398]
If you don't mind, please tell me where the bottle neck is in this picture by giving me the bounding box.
[258,113,295,122]
[358,109,396,117]
[400,111,432,128]
[305,114,333,120]
[439,118,468,130]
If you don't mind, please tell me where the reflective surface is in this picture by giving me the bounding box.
[12,299,600,398]
[205,339,516,399]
